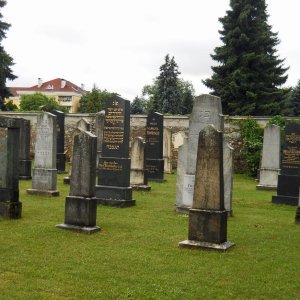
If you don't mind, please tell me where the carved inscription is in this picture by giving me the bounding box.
[282,147,300,168]
[36,117,51,159]
[99,160,123,172]
[197,110,211,123]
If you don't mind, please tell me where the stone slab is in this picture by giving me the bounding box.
[131,185,151,191]
[26,189,59,196]
[56,224,101,234]
[97,198,136,207]
[178,240,235,251]
[272,195,298,206]
[145,158,164,181]
[0,202,22,219]
[95,185,133,201]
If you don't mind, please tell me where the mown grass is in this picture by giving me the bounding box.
[0,173,299,299]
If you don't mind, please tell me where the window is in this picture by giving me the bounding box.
[59,96,72,102]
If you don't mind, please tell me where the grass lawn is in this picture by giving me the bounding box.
[0,173,299,299]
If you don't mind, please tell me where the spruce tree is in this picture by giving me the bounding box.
[157,54,181,114]
[203,0,289,116]
[291,80,300,116]
[130,96,147,114]
[0,0,17,110]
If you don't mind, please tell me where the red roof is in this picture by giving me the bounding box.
[8,78,86,96]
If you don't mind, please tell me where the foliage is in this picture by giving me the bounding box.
[19,93,67,112]
[79,85,118,113]
[4,99,17,111]
[203,0,289,116]
[237,118,263,176]
[179,79,195,115]
[290,80,300,116]
[0,0,17,111]
[1,173,300,299]
[267,115,286,129]
[130,96,147,114]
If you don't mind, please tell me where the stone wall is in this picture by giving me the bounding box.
[0,112,277,171]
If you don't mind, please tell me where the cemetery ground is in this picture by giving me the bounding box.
[0,172,299,299]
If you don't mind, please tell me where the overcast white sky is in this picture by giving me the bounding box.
[3,0,300,100]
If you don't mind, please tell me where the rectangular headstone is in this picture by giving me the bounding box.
[163,127,173,173]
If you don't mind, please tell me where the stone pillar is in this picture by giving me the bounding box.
[18,118,32,180]
[95,96,135,207]
[27,112,59,196]
[257,125,281,190]
[224,142,234,216]
[95,110,105,164]
[0,116,22,219]
[130,137,150,191]
[56,130,100,234]
[145,112,165,182]
[163,127,173,173]
[179,125,235,251]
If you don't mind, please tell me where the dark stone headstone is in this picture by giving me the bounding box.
[145,112,165,182]
[51,110,66,173]
[0,116,22,219]
[56,130,100,234]
[179,125,234,251]
[18,118,32,179]
[95,96,135,207]
[272,123,300,205]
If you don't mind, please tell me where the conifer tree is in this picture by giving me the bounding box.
[291,80,300,116]
[203,0,289,116]
[0,0,17,110]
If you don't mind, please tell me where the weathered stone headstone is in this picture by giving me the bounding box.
[130,137,150,191]
[18,118,32,180]
[163,127,173,173]
[179,125,234,251]
[145,112,165,182]
[51,110,66,173]
[224,142,234,216]
[77,118,91,132]
[295,188,300,224]
[56,130,100,233]
[257,125,281,190]
[0,117,22,219]
[95,96,135,207]
[27,112,59,196]
[176,94,224,212]
[95,110,105,164]
[272,122,300,205]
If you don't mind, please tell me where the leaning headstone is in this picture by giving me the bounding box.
[51,110,67,173]
[18,118,32,180]
[95,110,105,164]
[145,112,165,182]
[224,143,234,216]
[95,96,135,207]
[130,137,150,191]
[0,117,22,219]
[176,94,224,212]
[295,188,300,224]
[179,125,235,251]
[163,127,173,173]
[56,130,100,233]
[27,112,59,196]
[257,125,281,190]
[272,122,300,205]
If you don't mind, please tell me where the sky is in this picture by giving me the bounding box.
[3,0,300,100]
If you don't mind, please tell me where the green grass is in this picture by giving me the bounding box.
[0,173,299,299]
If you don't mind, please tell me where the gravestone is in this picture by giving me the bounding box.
[176,94,224,212]
[95,110,105,164]
[257,125,281,190]
[27,112,59,196]
[163,127,173,173]
[0,117,22,219]
[77,118,91,131]
[272,122,300,205]
[179,125,235,251]
[18,118,32,179]
[295,188,300,224]
[130,137,150,191]
[51,110,66,173]
[224,143,234,216]
[56,130,100,233]
[145,112,165,182]
[95,96,135,207]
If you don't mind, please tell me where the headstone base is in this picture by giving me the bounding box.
[26,189,59,197]
[96,185,134,201]
[131,185,151,191]
[148,178,166,183]
[56,224,100,234]
[256,184,277,190]
[175,205,189,214]
[97,198,136,207]
[295,207,300,224]
[63,177,70,184]
[0,201,22,219]
[19,160,32,180]
[272,195,298,206]
[178,240,235,251]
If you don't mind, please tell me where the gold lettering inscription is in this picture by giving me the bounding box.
[282,147,300,166]
[286,133,300,144]
[99,161,123,171]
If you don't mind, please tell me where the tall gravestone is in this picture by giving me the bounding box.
[95,111,105,164]
[27,112,59,196]
[272,122,300,205]
[18,118,32,179]
[257,125,281,190]
[163,127,173,173]
[95,96,135,207]
[224,143,234,215]
[145,112,165,182]
[51,110,66,173]
[0,117,22,219]
[56,130,100,233]
[176,94,224,212]
[130,137,150,191]
[179,125,235,251]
